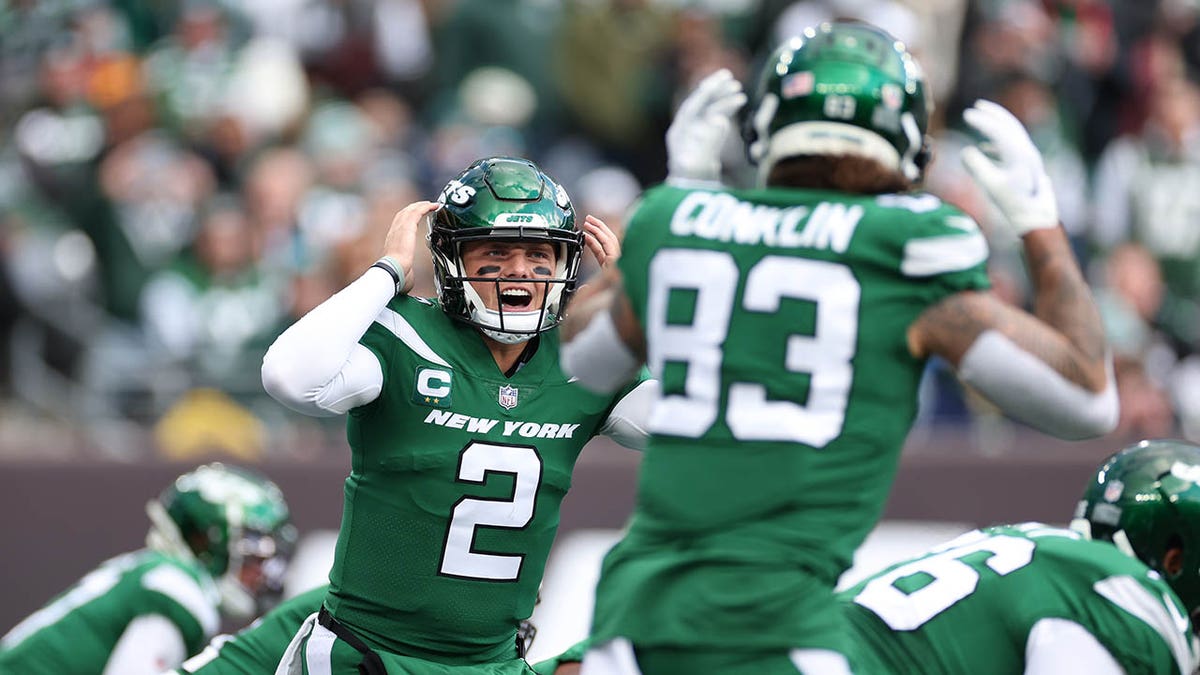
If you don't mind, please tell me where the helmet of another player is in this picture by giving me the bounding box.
[1072,439,1200,618]
[429,157,583,344]
[146,463,296,620]
[742,21,932,184]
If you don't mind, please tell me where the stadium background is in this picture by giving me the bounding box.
[1,0,1199,662]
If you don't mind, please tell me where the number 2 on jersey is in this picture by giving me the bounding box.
[646,249,860,447]
[439,441,541,581]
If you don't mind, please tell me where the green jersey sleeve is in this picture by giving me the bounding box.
[179,585,326,674]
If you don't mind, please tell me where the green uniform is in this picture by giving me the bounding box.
[842,524,1200,675]
[325,295,640,664]
[591,185,990,655]
[176,585,326,674]
[0,550,220,674]
[532,639,590,674]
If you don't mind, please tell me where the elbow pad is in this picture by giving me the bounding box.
[958,331,1118,440]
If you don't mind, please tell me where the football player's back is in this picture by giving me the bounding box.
[617,182,988,570]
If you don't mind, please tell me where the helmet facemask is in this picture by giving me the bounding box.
[217,521,296,620]
[429,157,583,343]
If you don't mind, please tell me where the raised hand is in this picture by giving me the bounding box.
[666,68,748,185]
[582,215,620,269]
[382,200,440,293]
[960,99,1059,236]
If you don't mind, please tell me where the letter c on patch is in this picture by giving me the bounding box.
[417,369,452,398]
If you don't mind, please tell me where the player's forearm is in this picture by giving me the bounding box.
[1022,227,1109,389]
[261,268,391,414]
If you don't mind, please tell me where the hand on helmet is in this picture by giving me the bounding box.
[960,99,1059,236]
[666,68,747,185]
[383,200,440,293]
[582,215,619,269]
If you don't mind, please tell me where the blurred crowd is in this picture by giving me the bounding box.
[0,0,1197,459]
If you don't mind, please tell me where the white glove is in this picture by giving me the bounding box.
[666,68,747,185]
[960,99,1060,236]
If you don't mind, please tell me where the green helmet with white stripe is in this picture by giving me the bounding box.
[429,157,584,344]
[1073,439,1200,619]
[742,21,932,185]
[146,463,295,620]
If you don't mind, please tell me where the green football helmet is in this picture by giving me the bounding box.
[146,463,296,620]
[428,157,583,344]
[742,21,932,185]
[1072,439,1200,618]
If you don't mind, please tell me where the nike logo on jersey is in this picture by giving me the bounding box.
[422,409,581,439]
[670,192,862,253]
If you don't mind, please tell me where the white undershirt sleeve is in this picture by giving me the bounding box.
[261,267,394,417]
[1024,618,1124,675]
[598,380,658,451]
[103,614,187,675]
[957,331,1118,440]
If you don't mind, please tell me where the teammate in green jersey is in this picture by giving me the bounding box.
[843,439,1200,675]
[261,157,653,674]
[560,21,1116,674]
[0,462,294,675]
[174,582,541,675]
[173,585,326,675]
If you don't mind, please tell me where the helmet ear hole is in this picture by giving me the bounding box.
[1165,535,1185,577]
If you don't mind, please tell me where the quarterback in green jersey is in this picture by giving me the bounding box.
[843,439,1200,675]
[0,462,294,675]
[561,21,1116,674]
[261,157,653,674]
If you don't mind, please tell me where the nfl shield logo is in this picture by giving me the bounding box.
[880,83,903,110]
[498,385,519,410]
[1103,479,1125,503]
[781,71,814,99]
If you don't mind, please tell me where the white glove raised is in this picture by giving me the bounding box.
[960,99,1060,236]
[666,68,747,185]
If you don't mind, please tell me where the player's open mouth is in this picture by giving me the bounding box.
[500,288,534,310]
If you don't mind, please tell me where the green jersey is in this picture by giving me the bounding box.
[0,550,220,674]
[327,295,639,662]
[176,585,326,674]
[843,524,1200,675]
[592,185,990,649]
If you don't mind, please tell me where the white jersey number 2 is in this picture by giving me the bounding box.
[439,442,541,581]
[645,249,859,447]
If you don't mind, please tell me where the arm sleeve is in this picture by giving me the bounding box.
[103,614,187,675]
[598,379,657,451]
[261,267,394,416]
[1024,618,1125,675]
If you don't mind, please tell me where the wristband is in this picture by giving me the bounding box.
[370,256,406,296]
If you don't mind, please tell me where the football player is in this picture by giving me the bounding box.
[561,21,1117,674]
[542,441,1200,675]
[842,439,1200,674]
[260,157,654,674]
[171,585,325,675]
[0,462,294,675]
